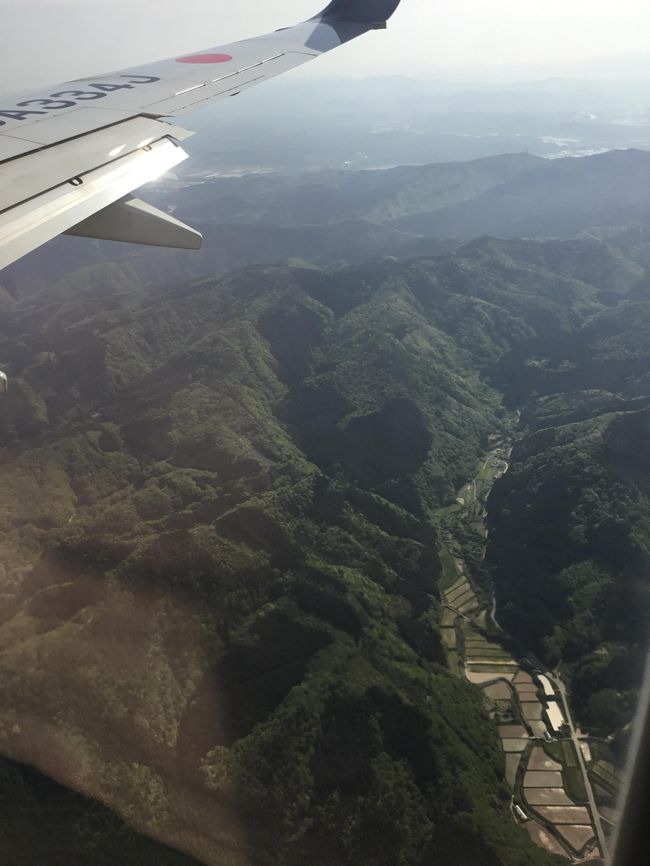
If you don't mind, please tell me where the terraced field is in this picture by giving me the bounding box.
[455,625,600,860]
[519,742,597,859]
[462,627,519,680]
[444,577,481,616]
[440,577,482,678]
[437,439,605,863]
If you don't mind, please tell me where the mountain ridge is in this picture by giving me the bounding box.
[1,233,648,864]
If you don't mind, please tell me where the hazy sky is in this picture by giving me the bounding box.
[1,0,650,93]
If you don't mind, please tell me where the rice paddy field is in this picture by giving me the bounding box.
[444,578,480,615]
[437,493,602,862]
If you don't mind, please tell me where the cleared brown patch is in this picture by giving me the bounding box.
[524,770,564,788]
[499,724,527,738]
[521,702,543,721]
[534,806,592,824]
[446,583,471,604]
[458,601,479,614]
[483,681,511,702]
[515,683,538,695]
[525,788,574,806]
[449,588,474,606]
[468,660,518,669]
[505,753,521,789]
[529,720,549,738]
[466,670,513,685]
[514,671,534,685]
[528,747,562,772]
[502,738,528,753]
[556,825,595,853]
[525,822,570,859]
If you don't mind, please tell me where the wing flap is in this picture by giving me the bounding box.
[0,117,192,215]
[0,135,189,270]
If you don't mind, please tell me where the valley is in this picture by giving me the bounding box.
[437,431,621,862]
[0,146,648,865]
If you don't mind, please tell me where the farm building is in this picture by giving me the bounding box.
[536,674,556,698]
[545,702,566,734]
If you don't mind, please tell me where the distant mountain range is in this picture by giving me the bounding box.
[412,52,650,83]
[4,147,650,303]
[164,148,650,239]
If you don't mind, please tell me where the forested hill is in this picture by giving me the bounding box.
[486,281,650,740]
[3,148,650,310]
[0,236,648,864]
[155,148,650,256]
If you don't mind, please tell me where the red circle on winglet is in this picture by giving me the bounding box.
[176,53,233,64]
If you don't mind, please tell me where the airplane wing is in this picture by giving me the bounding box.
[0,0,402,271]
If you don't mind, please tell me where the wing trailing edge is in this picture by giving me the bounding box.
[0,120,192,270]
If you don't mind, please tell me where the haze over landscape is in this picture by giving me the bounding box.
[0,2,649,865]
[2,0,650,88]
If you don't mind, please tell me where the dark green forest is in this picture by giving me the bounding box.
[0,128,650,866]
[1,165,649,864]
[487,304,650,738]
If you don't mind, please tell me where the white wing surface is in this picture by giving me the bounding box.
[0,0,402,270]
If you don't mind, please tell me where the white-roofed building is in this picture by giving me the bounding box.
[537,674,556,699]
[545,702,566,734]
[514,805,528,822]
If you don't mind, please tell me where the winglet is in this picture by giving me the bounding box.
[316,0,402,24]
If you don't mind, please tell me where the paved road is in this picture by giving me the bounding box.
[548,671,608,859]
